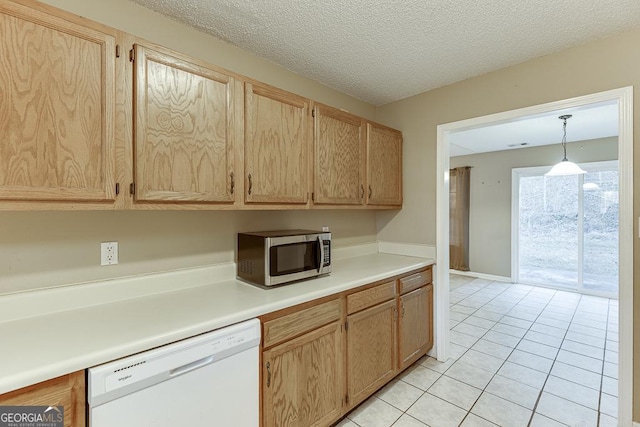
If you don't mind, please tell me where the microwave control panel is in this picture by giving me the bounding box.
[322,240,331,267]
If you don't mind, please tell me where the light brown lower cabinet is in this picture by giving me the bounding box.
[399,284,434,370]
[0,371,85,427]
[346,299,397,408]
[260,266,433,427]
[262,320,344,427]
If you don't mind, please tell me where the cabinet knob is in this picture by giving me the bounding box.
[230,172,235,195]
[248,174,253,195]
[266,361,271,387]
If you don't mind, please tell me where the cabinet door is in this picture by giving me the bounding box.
[0,2,116,203]
[366,123,402,206]
[347,299,397,408]
[0,371,85,427]
[244,82,309,204]
[133,44,235,203]
[313,104,365,205]
[399,285,433,370]
[263,321,343,427]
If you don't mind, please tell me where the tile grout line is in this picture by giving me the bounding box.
[526,290,582,427]
[455,283,609,425]
[451,281,545,425]
[452,280,614,425]
[468,285,566,426]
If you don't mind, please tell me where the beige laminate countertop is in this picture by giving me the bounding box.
[0,252,433,395]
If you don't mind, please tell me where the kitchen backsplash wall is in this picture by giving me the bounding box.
[0,0,383,296]
[0,210,377,295]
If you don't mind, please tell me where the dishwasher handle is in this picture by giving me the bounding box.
[169,355,215,378]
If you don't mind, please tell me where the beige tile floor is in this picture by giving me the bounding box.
[334,275,618,427]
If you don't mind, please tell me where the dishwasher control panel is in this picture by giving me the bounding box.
[88,318,261,406]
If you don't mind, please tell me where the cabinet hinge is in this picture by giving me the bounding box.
[115,44,121,58]
[115,183,120,195]
[129,48,135,62]
[345,394,349,405]
[311,192,315,202]
[312,108,315,118]
[344,321,348,332]
[129,182,135,195]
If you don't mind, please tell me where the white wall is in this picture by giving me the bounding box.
[450,137,618,277]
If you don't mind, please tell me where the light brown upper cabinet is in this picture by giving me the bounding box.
[0,1,116,204]
[244,82,310,205]
[313,104,365,205]
[366,123,402,206]
[132,44,236,204]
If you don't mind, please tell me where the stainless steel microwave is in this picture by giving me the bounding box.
[237,230,332,287]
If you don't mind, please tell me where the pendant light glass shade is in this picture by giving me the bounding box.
[545,114,586,176]
[546,159,586,176]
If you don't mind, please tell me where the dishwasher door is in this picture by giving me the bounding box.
[88,318,260,427]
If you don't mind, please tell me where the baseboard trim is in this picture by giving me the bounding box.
[450,269,512,283]
[378,241,436,259]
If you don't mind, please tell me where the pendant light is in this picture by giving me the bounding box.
[545,114,586,176]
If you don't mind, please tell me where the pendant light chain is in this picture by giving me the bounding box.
[559,114,572,161]
[545,113,585,176]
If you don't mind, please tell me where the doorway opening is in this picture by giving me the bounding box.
[435,87,633,425]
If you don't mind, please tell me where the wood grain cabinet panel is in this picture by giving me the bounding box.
[133,44,235,203]
[0,371,85,427]
[262,321,343,427]
[346,280,396,315]
[399,284,433,370]
[346,299,397,408]
[399,268,432,294]
[313,104,365,205]
[0,2,116,203]
[366,123,402,206]
[263,299,342,348]
[244,82,310,204]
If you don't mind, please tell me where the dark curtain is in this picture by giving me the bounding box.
[450,167,471,271]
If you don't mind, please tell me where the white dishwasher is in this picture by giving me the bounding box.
[88,318,260,427]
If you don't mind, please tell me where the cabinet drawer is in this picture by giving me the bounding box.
[263,299,342,348]
[399,268,432,294]
[347,281,396,315]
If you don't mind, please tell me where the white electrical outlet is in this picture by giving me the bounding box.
[101,242,119,266]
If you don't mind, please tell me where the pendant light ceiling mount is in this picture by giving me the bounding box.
[545,114,586,176]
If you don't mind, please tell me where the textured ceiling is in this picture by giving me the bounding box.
[129,0,640,106]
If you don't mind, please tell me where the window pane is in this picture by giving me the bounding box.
[583,170,619,294]
[519,174,579,288]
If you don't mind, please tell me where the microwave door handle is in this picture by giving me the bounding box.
[317,235,324,273]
